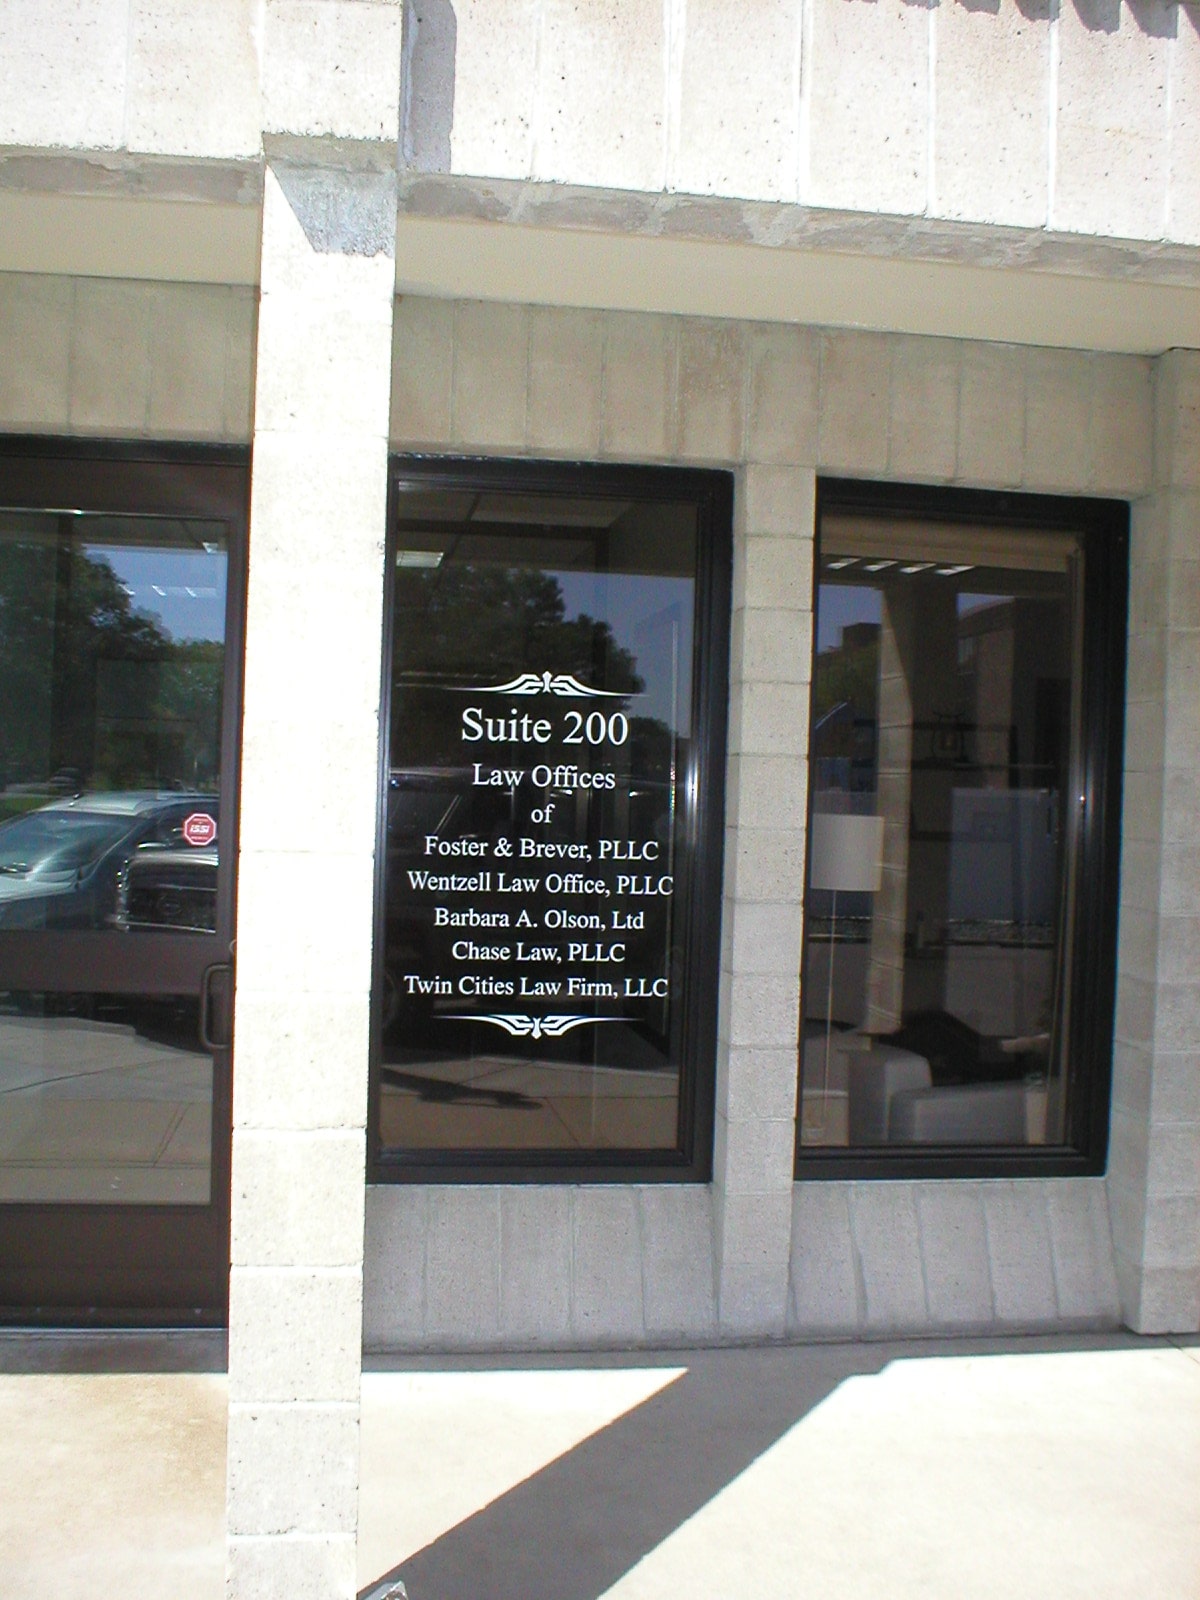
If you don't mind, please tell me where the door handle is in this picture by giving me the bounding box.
[199,961,233,1052]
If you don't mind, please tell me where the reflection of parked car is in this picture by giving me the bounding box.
[0,792,218,930]
[116,846,218,934]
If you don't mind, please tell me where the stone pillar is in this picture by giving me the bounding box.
[1108,349,1200,1335]
[713,465,815,1337]
[222,2,400,1582]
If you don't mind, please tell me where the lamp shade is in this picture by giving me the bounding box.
[810,812,885,894]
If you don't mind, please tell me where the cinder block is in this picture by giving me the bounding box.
[725,973,801,1051]
[254,287,394,439]
[425,1187,500,1343]
[721,1047,799,1126]
[362,1185,427,1348]
[263,0,403,142]
[1122,696,1165,776]
[69,279,153,432]
[817,331,890,474]
[1053,0,1171,241]
[788,1182,861,1335]
[1045,1179,1121,1324]
[1145,1125,1200,1200]
[726,900,803,980]
[0,274,72,429]
[1155,980,1200,1056]
[806,0,928,215]
[742,466,816,541]
[452,301,528,448]
[448,0,541,178]
[1110,1042,1152,1126]
[1134,1265,1200,1333]
[228,1268,364,1403]
[981,1181,1057,1324]
[232,990,371,1132]
[1168,562,1200,634]
[716,1254,790,1337]
[234,850,376,995]
[676,320,746,463]
[1106,1168,1149,1269]
[1090,354,1154,494]
[126,0,261,157]
[390,294,454,444]
[1166,490,1200,566]
[0,0,126,148]
[731,681,811,757]
[533,0,666,191]
[713,1112,796,1198]
[1023,348,1091,492]
[639,1186,716,1340]
[223,287,258,441]
[888,335,959,481]
[916,1183,993,1328]
[1125,633,1168,707]
[601,311,675,459]
[744,324,819,466]
[571,1188,645,1342]
[499,1187,572,1345]
[246,428,388,574]
[1150,1052,1200,1125]
[1164,765,1200,845]
[1158,916,1200,985]
[737,535,814,613]
[1116,907,1159,985]
[230,1131,366,1269]
[933,0,1050,227]
[735,607,813,688]
[725,826,807,906]
[1169,7,1200,246]
[527,306,603,453]
[958,343,1024,486]
[1113,974,1155,1049]
[226,1534,357,1600]
[239,706,380,859]
[724,754,809,832]
[1142,1194,1200,1270]
[147,283,237,438]
[226,1402,359,1536]
[673,0,801,201]
[849,1183,927,1332]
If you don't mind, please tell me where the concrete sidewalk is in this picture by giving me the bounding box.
[2,1331,1198,1599]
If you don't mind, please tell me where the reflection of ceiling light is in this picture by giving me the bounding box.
[396,550,444,568]
[900,562,934,574]
[862,560,895,572]
[825,557,856,569]
[936,564,974,575]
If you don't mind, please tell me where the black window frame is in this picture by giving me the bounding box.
[795,476,1128,1181]
[368,455,733,1185]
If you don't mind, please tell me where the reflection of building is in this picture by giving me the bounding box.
[1,3,1198,1589]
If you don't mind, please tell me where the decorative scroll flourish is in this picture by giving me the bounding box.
[449,1013,627,1040]
[462,671,625,698]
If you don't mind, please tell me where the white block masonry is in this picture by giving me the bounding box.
[226,159,396,1599]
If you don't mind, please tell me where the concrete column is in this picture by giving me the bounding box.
[713,465,815,1338]
[224,150,396,1596]
[1109,349,1200,1335]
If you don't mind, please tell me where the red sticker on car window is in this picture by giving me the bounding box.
[182,812,218,847]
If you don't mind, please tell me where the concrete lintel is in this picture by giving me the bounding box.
[397,173,1200,293]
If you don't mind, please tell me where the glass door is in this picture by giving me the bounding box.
[0,444,246,1321]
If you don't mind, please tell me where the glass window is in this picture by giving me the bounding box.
[798,485,1126,1174]
[371,462,731,1180]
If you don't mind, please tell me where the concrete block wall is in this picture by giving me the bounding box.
[365,294,1169,1349]
[414,0,1200,247]
[1108,349,1200,1333]
[0,272,255,440]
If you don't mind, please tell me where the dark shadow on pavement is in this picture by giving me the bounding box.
[360,1342,887,1600]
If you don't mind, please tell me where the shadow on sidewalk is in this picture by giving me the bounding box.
[360,1342,886,1600]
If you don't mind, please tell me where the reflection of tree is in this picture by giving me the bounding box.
[813,631,878,755]
[392,565,646,763]
[0,536,223,791]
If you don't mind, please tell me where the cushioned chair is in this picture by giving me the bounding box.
[887,1080,1028,1144]
[846,1045,932,1145]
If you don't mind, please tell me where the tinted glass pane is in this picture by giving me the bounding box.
[799,518,1082,1151]
[0,512,224,934]
[379,490,700,1154]
[0,990,211,1204]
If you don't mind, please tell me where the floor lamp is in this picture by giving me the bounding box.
[809,812,886,1126]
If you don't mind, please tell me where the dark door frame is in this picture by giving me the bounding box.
[0,438,249,1324]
